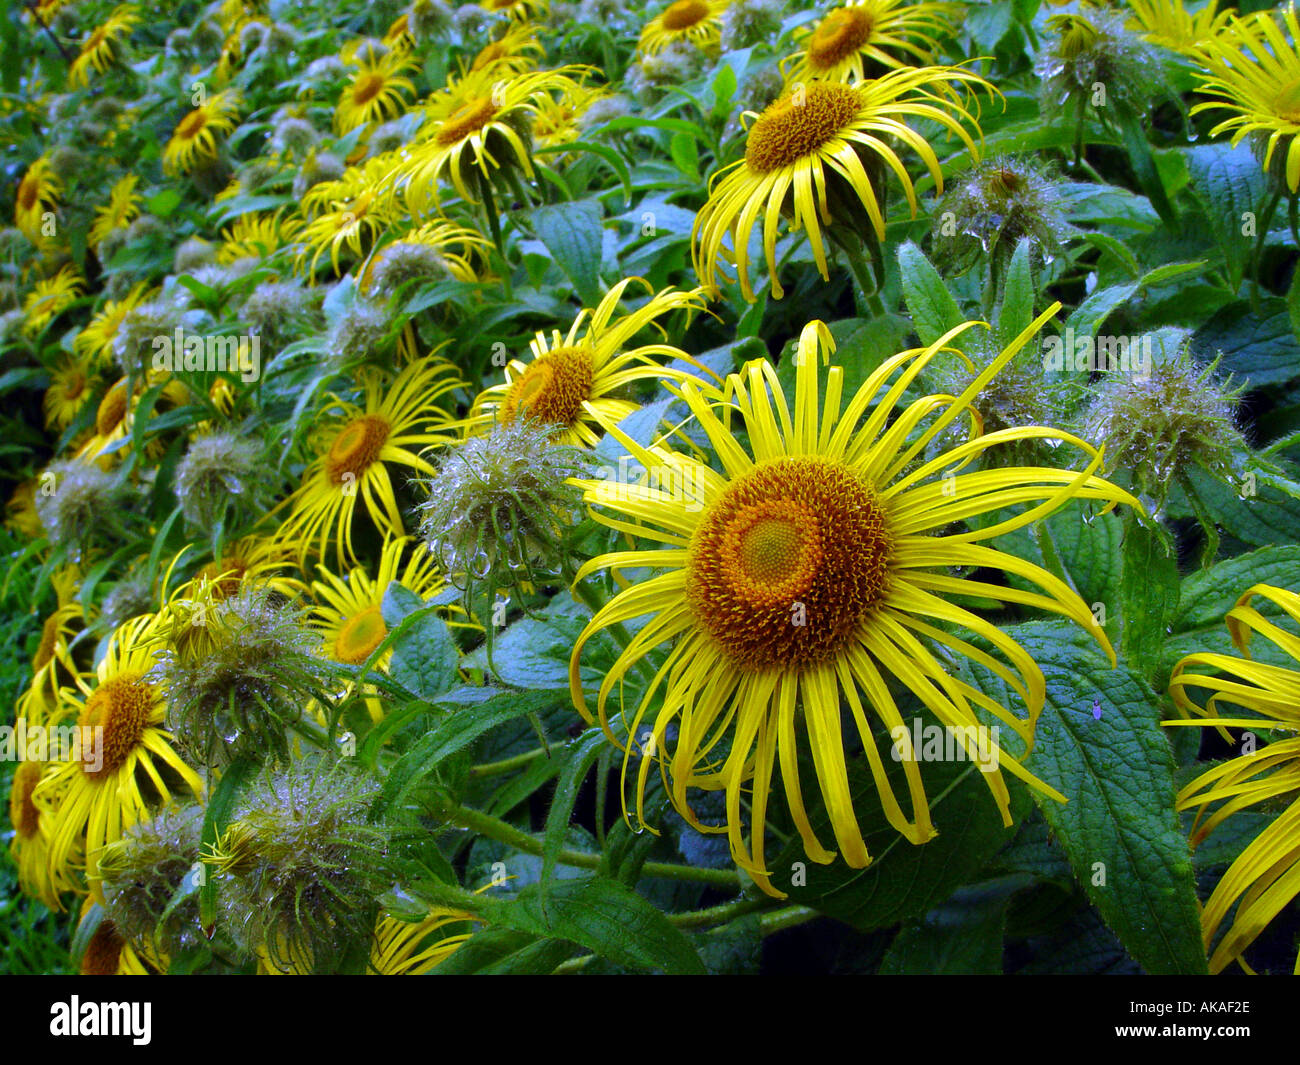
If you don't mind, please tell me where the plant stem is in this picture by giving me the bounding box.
[669,897,771,929]
[1252,189,1282,313]
[439,802,743,888]
[480,179,513,300]
[759,904,821,936]
[469,747,547,778]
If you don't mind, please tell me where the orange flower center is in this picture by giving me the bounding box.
[17,173,40,213]
[686,457,891,668]
[326,414,391,484]
[437,97,500,146]
[808,7,875,70]
[81,920,126,975]
[745,82,861,174]
[78,671,156,778]
[10,760,42,839]
[96,379,129,436]
[661,0,710,31]
[200,554,250,598]
[176,109,208,140]
[334,605,388,664]
[501,346,594,429]
[352,72,386,107]
[33,612,62,670]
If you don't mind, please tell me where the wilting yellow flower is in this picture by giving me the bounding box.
[68,4,140,88]
[370,908,477,974]
[467,23,546,76]
[383,12,415,52]
[782,0,958,83]
[33,613,204,900]
[9,759,77,909]
[275,358,463,567]
[1167,584,1300,974]
[569,309,1137,896]
[468,279,710,448]
[163,89,241,174]
[297,155,401,275]
[693,67,992,300]
[1126,0,1232,54]
[88,174,142,247]
[17,600,83,722]
[335,48,418,133]
[638,0,728,56]
[401,66,584,209]
[1192,5,1300,191]
[13,157,61,245]
[23,264,84,336]
[73,282,152,369]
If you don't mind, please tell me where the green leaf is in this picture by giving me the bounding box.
[1186,142,1268,289]
[878,878,1025,974]
[898,241,964,345]
[1116,110,1177,229]
[541,730,607,900]
[1065,282,1138,338]
[996,237,1035,348]
[145,188,182,218]
[487,876,706,974]
[669,130,700,182]
[1193,298,1300,389]
[381,583,459,700]
[1119,514,1180,675]
[428,927,574,974]
[970,624,1207,974]
[532,200,604,306]
[1173,545,1300,633]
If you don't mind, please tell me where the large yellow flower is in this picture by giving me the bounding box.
[400,66,584,209]
[275,359,464,567]
[782,0,958,84]
[23,264,84,336]
[32,614,204,901]
[13,156,60,245]
[1167,584,1300,974]
[163,89,241,175]
[297,155,400,276]
[1191,5,1300,191]
[219,210,302,265]
[693,68,991,301]
[89,174,143,248]
[467,279,710,448]
[44,357,98,432]
[568,309,1137,896]
[637,0,728,57]
[1126,0,1232,55]
[68,4,140,88]
[334,48,418,133]
[467,24,546,77]
[73,282,152,370]
[8,760,79,908]
[370,907,476,974]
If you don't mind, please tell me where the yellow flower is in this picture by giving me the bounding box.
[297,155,400,276]
[693,68,992,301]
[400,66,585,209]
[358,218,491,294]
[219,210,302,265]
[370,907,477,974]
[383,12,416,52]
[334,48,418,134]
[568,309,1137,896]
[163,89,241,175]
[782,0,958,84]
[68,4,140,88]
[467,278,711,448]
[1191,6,1300,191]
[76,374,190,468]
[89,175,143,247]
[637,0,728,57]
[44,357,98,432]
[467,23,546,76]
[13,157,61,245]
[161,536,305,605]
[17,600,83,722]
[73,282,152,370]
[1126,0,1233,55]
[480,0,548,21]
[23,264,84,336]
[1167,583,1300,974]
[532,80,611,151]
[32,613,204,899]
[274,358,464,567]
[9,760,78,909]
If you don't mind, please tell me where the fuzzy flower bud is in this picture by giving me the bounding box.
[174,430,266,529]
[1036,10,1164,119]
[35,460,137,560]
[720,0,784,51]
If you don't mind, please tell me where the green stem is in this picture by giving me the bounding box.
[1252,189,1282,313]
[480,179,513,300]
[842,243,886,317]
[759,904,821,936]
[469,747,547,779]
[669,897,771,930]
[440,802,742,888]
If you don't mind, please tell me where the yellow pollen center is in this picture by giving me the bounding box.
[437,97,500,146]
[661,0,709,31]
[808,7,875,70]
[745,82,862,174]
[176,109,208,140]
[1277,78,1300,122]
[352,72,386,106]
[687,457,891,669]
[96,380,129,436]
[78,671,156,778]
[10,760,42,839]
[326,414,390,483]
[201,555,249,598]
[81,921,125,975]
[501,346,594,429]
[334,605,388,664]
